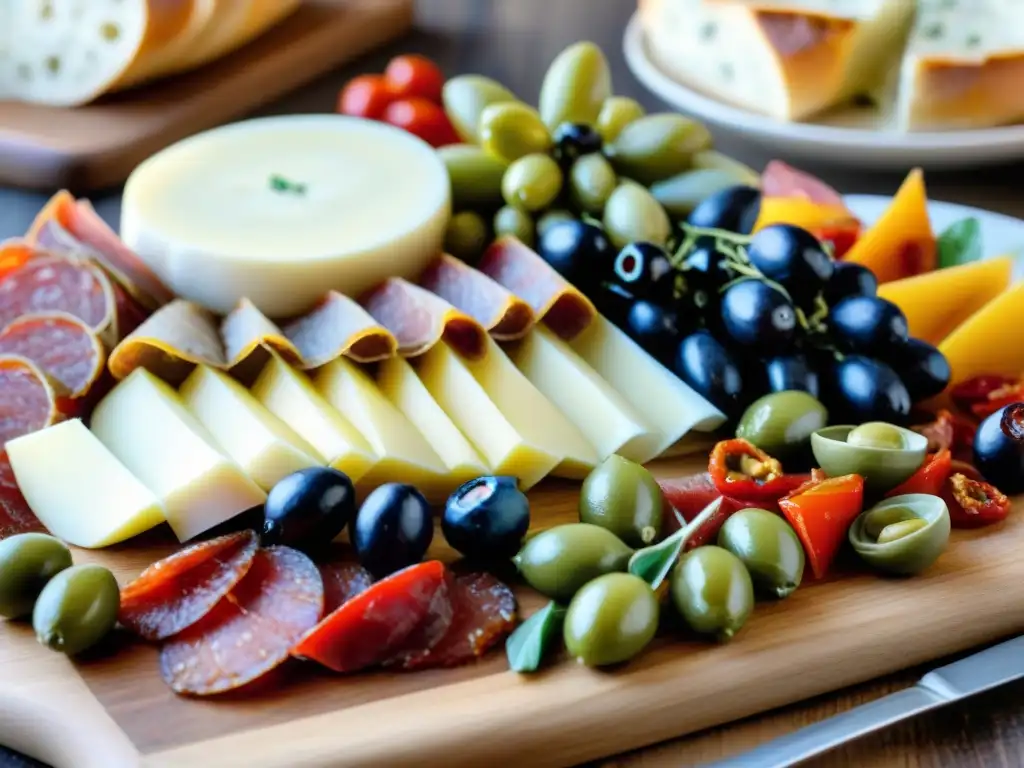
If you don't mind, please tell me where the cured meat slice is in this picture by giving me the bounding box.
[292,560,451,673]
[477,237,596,341]
[0,452,46,540]
[0,355,67,445]
[402,572,516,670]
[418,255,535,341]
[160,546,323,696]
[0,240,34,282]
[318,561,374,615]
[219,298,303,384]
[0,313,106,399]
[361,279,487,359]
[120,531,259,641]
[282,292,398,366]
[761,161,848,208]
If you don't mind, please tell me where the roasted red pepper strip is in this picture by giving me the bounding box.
[941,473,1011,529]
[778,474,865,580]
[885,450,951,498]
[709,439,807,503]
[950,375,1017,415]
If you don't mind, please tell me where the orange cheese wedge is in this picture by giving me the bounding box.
[938,280,1024,390]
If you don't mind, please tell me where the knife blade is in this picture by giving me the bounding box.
[704,634,1024,768]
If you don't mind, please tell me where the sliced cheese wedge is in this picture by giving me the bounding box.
[90,369,266,542]
[250,353,377,483]
[569,315,726,462]
[179,365,322,492]
[313,358,449,499]
[6,420,165,549]
[507,325,656,462]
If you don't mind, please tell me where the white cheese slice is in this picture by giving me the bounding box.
[569,315,726,463]
[89,368,266,542]
[5,419,165,549]
[250,352,377,483]
[313,358,449,499]
[179,364,322,492]
[507,325,656,462]
[120,115,451,318]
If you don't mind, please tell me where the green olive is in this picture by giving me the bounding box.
[438,145,508,211]
[444,211,490,263]
[735,391,828,459]
[502,154,563,212]
[0,533,73,620]
[569,154,618,214]
[538,41,613,130]
[494,205,536,248]
[442,75,519,143]
[849,494,950,576]
[536,209,575,237]
[606,114,713,186]
[847,422,906,450]
[563,572,659,667]
[479,102,553,163]
[692,150,761,187]
[650,169,758,219]
[671,546,754,642]
[596,96,646,143]
[33,564,119,656]
[579,455,664,547]
[514,523,634,603]
[603,182,670,249]
[717,509,804,599]
[811,425,928,493]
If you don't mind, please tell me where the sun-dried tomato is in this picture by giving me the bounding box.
[942,473,1011,529]
[1000,402,1024,443]
[912,409,976,461]
[950,375,1018,415]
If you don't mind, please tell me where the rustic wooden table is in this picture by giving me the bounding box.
[1,1,1023,766]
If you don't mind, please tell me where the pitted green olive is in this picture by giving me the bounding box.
[33,564,119,656]
[849,494,950,576]
[811,425,928,493]
[671,546,753,641]
[596,96,646,143]
[692,150,761,187]
[479,103,553,162]
[443,75,519,143]
[736,391,828,459]
[494,205,536,247]
[579,455,663,547]
[569,153,617,214]
[513,523,633,603]
[847,422,906,450]
[439,145,508,211]
[563,572,658,667]
[539,42,613,130]
[444,211,490,263]
[650,169,757,219]
[718,508,804,599]
[603,183,670,249]
[606,114,713,186]
[0,533,73,619]
[502,154,563,212]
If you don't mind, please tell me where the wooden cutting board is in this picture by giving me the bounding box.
[0,0,414,193]
[1,455,1022,768]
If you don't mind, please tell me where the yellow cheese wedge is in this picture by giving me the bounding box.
[314,358,448,498]
[377,356,489,494]
[939,281,1024,389]
[90,369,266,542]
[250,353,376,483]
[507,325,655,461]
[878,257,1014,346]
[179,365,322,491]
[5,420,165,549]
[569,316,726,462]
[416,341,561,490]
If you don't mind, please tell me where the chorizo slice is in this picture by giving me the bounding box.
[0,451,46,540]
[0,312,106,399]
[282,291,397,366]
[0,355,68,445]
[318,560,374,615]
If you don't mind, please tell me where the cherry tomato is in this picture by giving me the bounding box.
[385,54,445,103]
[337,74,394,120]
[383,98,460,147]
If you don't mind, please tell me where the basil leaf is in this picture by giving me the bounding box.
[628,497,723,589]
[937,217,983,269]
[506,601,567,673]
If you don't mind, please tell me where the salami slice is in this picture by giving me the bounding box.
[0,452,46,541]
[401,572,516,670]
[477,237,596,341]
[160,546,323,696]
[282,292,398,366]
[0,355,66,445]
[318,561,374,615]
[120,530,259,641]
[419,255,535,341]
[361,278,487,359]
[0,312,106,399]
[0,240,34,282]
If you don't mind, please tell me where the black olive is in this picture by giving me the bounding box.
[747,224,834,306]
[973,405,1024,495]
[261,468,356,552]
[442,476,530,561]
[680,238,732,314]
[829,295,909,356]
[823,261,877,305]
[552,122,604,166]
[674,330,746,417]
[720,279,797,353]
[828,355,911,424]
[537,220,612,289]
[625,301,680,364]
[591,281,635,329]
[349,483,433,577]
[686,185,761,235]
[765,354,821,399]
[893,338,951,402]
[611,242,676,304]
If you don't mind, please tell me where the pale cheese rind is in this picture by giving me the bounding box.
[6,420,165,549]
[89,369,266,542]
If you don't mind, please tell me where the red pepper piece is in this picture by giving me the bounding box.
[941,473,1011,529]
[778,474,865,580]
[709,439,807,503]
[950,375,1017,414]
[885,449,952,498]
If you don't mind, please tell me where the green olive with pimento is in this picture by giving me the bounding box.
[848,494,951,576]
[811,423,927,493]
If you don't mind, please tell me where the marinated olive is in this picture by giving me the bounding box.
[811,424,928,493]
[552,122,604,166]
[720,279,797,353]
[33,564,119,656]
[0,533,72,620]
[606,114,712,186]
[973,406,1024,495]
[579,455,664,547]
[625,301,680,364]
[893,338,951,403]
[563,572,659,667]
[718,509,804,598]
[494,205,536,248]
[847,422,906,450]
[350,483,433,577]
[442,75,518,143]
[691,150,761,186]
[596,96,646,143]
[444,211,490,263]
[828,355,912,425]
[603,183,671,249]
[538,41,612,130]
[848,494,950,576]
[650,170,756,220]
[687,185,761,235]
[479,102,553,162]
[735,391,828,458]
[502,154,564,212]
[513,523,633,603]
[611,242,675,304]
[537,219,612,287]
[829,295,909,356]
[536,209,576,237]
[674,329,746,418]
[824,262,878,305]
[443,476,530,561]
[262,467,355,552]
[747,225,834,306]
[766,355,820,399]
[670,546,754,641]
[439,145,508,211]
[569,153,618,214]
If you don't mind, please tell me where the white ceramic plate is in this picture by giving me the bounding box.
[623,12,1024,171]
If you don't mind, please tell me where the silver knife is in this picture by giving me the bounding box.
[704,634,1024,768]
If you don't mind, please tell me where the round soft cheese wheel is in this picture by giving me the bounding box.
[121,115,451,318]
